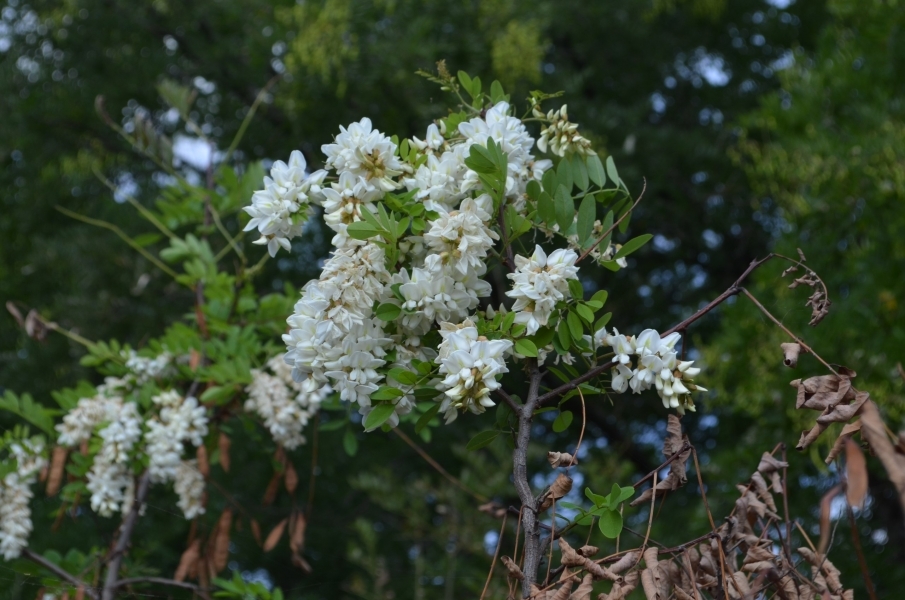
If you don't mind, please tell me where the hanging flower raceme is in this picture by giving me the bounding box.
[506,245,580,335]
[600,328,706,414]
[534,104,595,157]
[0,440,46,560]
[435,321,512,423]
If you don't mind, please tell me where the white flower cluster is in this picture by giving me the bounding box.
[244,150,328,256]
[507,245,580,335]
[534,104,594,157]
[278,102,555,425]
[123,350,174,384]
[246,356,330,449]
[600,328,705,414]
[174,460,206,519]
[0,440,46,560]
[55,384,210,520]
[436,321,512,423]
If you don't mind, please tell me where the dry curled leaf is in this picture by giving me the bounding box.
[218,433,231,473]
[844,438,868,510]
[859,399,905,516]
[174,539,201,582]
[285,461,299,493]
[197,445,210,478]
[569,573,594,600]
[548,451,578,468]
[501,555,524,580]
[558,538,618,581]
[610,550,640,574]
[817,484,842,555]
[577,545,599,558]
[632,416,689,507]
[599,571,640,600]
[262,471,281,506]
[289,511,307,553]
[757,452,788,475]
[212,508,232,573]
[825,421,862,464]
[46,447,67,497]
[478,501,508,518]
[263,518,288,552]
[539,473,573,512]
[24,309,49,341]
[781,343,802,368]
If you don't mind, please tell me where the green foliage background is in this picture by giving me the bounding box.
[1,0,903,597]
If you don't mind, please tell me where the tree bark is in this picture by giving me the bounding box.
[513,361,543,597]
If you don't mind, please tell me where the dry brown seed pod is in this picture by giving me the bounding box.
[780,343,801,368]
[263,518,289,552]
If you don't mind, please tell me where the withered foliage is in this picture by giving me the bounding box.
[630,415,690,507]
[516,417,856,600]
[780,252,831,326]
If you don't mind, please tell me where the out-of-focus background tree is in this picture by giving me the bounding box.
[1,0,902,597]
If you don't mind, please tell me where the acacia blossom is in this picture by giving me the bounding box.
[0,440,46,560]
[506,245,580,335]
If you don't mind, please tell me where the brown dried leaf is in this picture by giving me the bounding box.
[599,571,639,600]
[189,348,202,371]
[539,473,573,512]
[174,539,201,582]
[817,485,842,555]
[263,518,288,552]
[284,461,299,494]
[860,400,905,516]
[291,550,312,573]
[797,422,829,451]
[46,447,67,497]
[74,586,84,600]
[197,445,210,479]
[251,519,262,546]
[289,511,307,553]
[757,452,788,475]
[750,472,777,512]
[781,343,802,368]
[664,415,683,456]
[640,570,662,600]
[24,310,48,341]
[610,550,640,574]
[741,545,776,573]
[815,390,868,425]
[478,501,508,519]
[558,538,618,581]
[825,421,862,465]
[726,572,752,599]
[501,556,524,580]
[218,433,231,473]
[577,545,599,557]
[843,439,868,510]
[6,301,25,328]
[550,580,574,600]
[548,451,577,468]
[262,471,281,506]
[212,508,232,573]
[569,574,594,600]
[797,248,807,262]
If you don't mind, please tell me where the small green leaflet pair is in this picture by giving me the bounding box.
[559,484,635,539]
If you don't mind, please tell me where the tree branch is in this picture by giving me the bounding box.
[102,471,151,600]
[115,576,200,591]
[513,360,543,597]
[23,549,98,600]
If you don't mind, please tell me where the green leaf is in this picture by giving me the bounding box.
[576,303,594,325]
[529,326,556,348]
[567,311,583,341]
[346,221,382,240]
[617,485,635,504]
[613,234,653,259]
[501,311,516,332]
[413,386,441,401]
[133,232,163,247]
[388,368,418,385]
[514,339,538,357]
[542,169,558,195]
[0,391,55,436]
[370,386,404,401]
[572,154,589,191]
[552,410,573,432]
[558,501,581,511]
[586,155,606,187]
[577,195,596,245]
[470,76,483,104]
[414,403,441,433]
[598,210,614,251]
[591,290,609,306]
[557,320,571,350]
[605,155,621,187]
[554,185,574,232]
[490,80,508,104]
[364,403,396,430]
[374,302,402,321]
[466,430,500,451]
[319,419,346,432]
[390,283,405,301]
[598,508,623,538]
[557,159,573,193]
[457,70,473,92]
[526,179,541,201]
[343,429,359,456]
[567,278,584,300]
[537,191,555,226]
[200,385,236,405]
[594,312,613,332]
[585,487,607,507]
[465,144,498,174]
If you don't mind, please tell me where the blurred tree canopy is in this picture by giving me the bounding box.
[1,0,902,597]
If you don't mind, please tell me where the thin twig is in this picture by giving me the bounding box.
[641,470,657,552]
[392,428,487,502]
[847,507,878,600]
[224,75,282,163]
[480,512,509,600]
[633,442,691,489]
[780,443,793,564]
[496,388,522,413]
[22,549,98,599]
[576,178,647,264]
[102,471,151,600]
[738,287,837,374]
[114,577,199,591]
[567,387,587,468]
